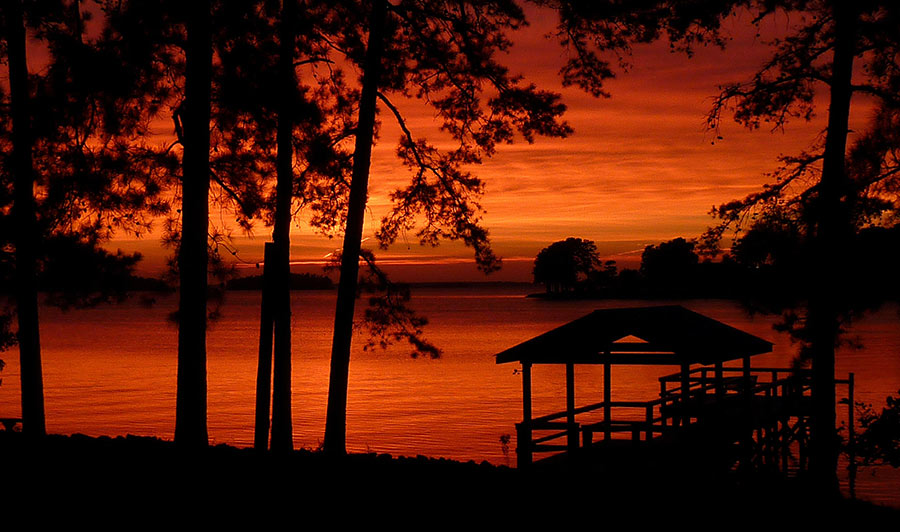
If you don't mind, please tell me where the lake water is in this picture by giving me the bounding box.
[1,285,898,506]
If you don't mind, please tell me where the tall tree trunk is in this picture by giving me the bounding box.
[175,0,212,448]
[6,0,46,438]
[322,0,388,455]
[807,0,857,490]
[270,0,296,453]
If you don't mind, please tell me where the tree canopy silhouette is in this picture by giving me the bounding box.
[533,0,738,98]
[533,237,601,294]
[1,0,170,437]
[222,0,357,453]
[100,0,358,448]
[640,237,699,297]
[320,0,572,455]
[102,0,465,451]
[101,0,236,447]
[854,389,900,468]
[2,0,44,438]
[694,0,900,489]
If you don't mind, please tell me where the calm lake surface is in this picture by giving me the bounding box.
[1,285,898,506]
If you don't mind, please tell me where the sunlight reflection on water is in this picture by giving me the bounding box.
[1,286,898,506]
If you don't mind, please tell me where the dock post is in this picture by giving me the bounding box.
[566,363,577,453]
[848,372,855,477]
[742,356,751,395]
[518,362,533,469]
[715,361,723,399]
[645,404,653,441]
[780,417,788,472]
[680,363,690,427]
[604,361,611,441]
[516,422,532,469]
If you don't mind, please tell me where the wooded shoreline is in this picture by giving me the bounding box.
[2,431,897,521]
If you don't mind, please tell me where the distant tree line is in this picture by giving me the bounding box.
[226,272,333,291]
[533,231,900,303]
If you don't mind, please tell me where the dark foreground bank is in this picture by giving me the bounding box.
[1,431,896,525]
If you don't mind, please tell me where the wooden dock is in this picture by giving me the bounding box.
[495,306,855,475]
[518,367,854,476]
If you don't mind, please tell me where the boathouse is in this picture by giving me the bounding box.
[496,305,854,473]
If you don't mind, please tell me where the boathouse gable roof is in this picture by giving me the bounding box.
[495,305,773,366]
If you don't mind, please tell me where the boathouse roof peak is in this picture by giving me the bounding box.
[495,305,773,366]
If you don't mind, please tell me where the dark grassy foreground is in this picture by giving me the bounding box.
[1,431,896,525]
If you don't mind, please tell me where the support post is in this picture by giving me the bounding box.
[742,356,752,395]
[715,361,724,399]
[518,362,533,469]
[782,417,789,473]
[848,372,855,475]
[680,363,690,426]
[603,361,611,441]
[522,362,532,422]
[566,363,577,453]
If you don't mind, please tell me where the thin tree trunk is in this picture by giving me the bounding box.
[254,243,275,451]
[323,0,388,455]
[270,0,296,453]
[6,0,46,438]
[175,0,212,448]
[807,0,857,490]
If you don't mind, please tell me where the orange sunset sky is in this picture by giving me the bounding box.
[103,7,874,282]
